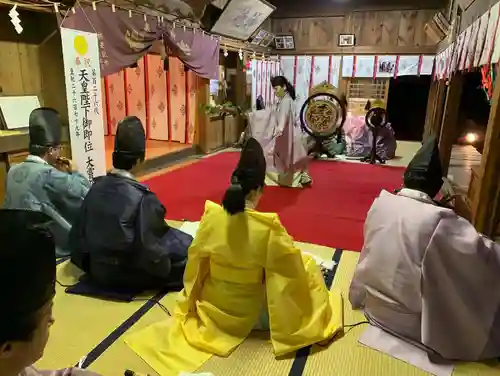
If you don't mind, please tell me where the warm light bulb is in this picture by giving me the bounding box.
[465,132,477,143]
[223,49,228,57]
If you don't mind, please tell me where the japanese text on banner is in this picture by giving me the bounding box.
[61,28,105,183]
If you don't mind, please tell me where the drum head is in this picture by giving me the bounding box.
[365,107,388,129]
[300,92,346,138]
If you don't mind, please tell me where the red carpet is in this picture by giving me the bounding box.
[144,153,406,251]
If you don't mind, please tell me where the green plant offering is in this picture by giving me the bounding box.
[201,101,243,116]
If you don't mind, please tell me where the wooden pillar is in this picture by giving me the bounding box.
[423,80,439,141]
[430,80,448,142]
[195,78,210,152]
[438,74,462,175]
[473,75,500,236]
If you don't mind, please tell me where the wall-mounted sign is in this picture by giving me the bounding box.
[339,34,355,47]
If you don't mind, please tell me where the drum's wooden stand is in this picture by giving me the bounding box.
[362,107,388,165]
[308,136,337,159]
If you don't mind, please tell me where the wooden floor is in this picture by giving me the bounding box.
[448,145,482,194]
[104,136,191,171]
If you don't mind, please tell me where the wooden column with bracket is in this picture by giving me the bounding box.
[429,80,448,142]
[473,73,500,237]
[439,74,463,175]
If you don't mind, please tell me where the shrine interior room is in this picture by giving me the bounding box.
[2,0,500,375]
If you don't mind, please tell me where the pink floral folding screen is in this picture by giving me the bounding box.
[124,57,147,133]
[102,55,195,144]
[105,70,126,135]
[146,54,170,141]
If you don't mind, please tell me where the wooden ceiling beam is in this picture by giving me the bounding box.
[270,0,447,18]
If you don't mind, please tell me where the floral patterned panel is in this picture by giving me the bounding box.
[169,57,187,143]
[312,56,331,88]
[295,56,312,118]
[125,57,147,133]
[146,54,169,141]
[187,70,198,144]
[101,78,108,135]
[105,70,126,135]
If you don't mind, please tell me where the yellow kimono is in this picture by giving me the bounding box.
[125,201,343,375]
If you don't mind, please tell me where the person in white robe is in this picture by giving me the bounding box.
[349,135,500,362]
[4,108,90,257]
[247,76,311,188]
[0,209,99,376]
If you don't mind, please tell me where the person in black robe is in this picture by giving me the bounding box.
[69,116,191,291]
[0,209,99,376]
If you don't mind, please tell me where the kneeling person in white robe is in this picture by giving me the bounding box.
[349,135,500,362]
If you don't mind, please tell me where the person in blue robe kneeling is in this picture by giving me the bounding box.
[69,116,191,291]
[4,108,91,257]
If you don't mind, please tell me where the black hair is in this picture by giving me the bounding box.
[0,313,39,344]
[222,178,264,215]
[271,76,296,100]
[256,95,265,110]
[222,184,247,215]
[28,144,48,157]
[112,151,145,171]
[222,138,266,215]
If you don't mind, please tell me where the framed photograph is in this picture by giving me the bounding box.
[260,32,275,47]
[275,35,295,50]
[338,34,355,47]
[251,29,268,45]
[210,0,276,41]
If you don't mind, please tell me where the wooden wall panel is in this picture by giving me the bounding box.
[272,9,436,54]
[0,10,67,124]
[146,54,170,141]
[397,10,419,46]
[124,57,147,132]
[460,0,498,30]
[380,12,402,45]
[271,0,446,18]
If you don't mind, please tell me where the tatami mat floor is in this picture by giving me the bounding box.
[35,143,499,376]
[38,246,500,376]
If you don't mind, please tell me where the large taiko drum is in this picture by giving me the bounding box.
[299,82,346,139]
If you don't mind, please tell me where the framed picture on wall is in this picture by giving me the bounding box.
[251,29,268,45]
[260,32,275,47]
[210,0,276,41]
[338,34,355,47]
[275,35,295,50]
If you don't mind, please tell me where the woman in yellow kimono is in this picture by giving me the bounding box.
[125,138,343,375]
